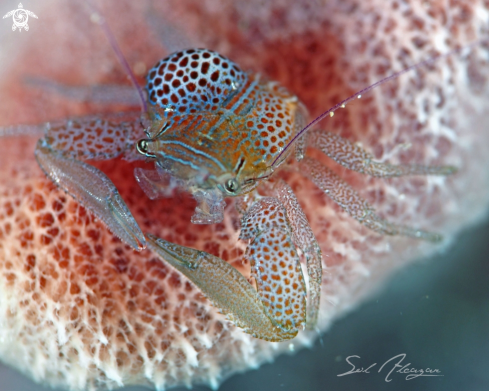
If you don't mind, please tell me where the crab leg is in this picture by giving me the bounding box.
[24,77,142,106]
[34,118,146,250]
[310,130,457,177]
[146,234,297,342]
[301,157,442,242]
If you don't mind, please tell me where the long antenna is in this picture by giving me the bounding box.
[84,0,147,113]
[272,38,486,167]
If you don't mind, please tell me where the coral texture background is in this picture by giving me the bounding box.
[0,0,489,390]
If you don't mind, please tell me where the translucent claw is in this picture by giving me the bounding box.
[146,234,298,342]
[35,140,146,250]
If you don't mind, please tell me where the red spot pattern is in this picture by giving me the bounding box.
[241,197,306,330]
[146,49,247,115]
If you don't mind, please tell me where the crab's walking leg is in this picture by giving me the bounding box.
[0,124,44,138]
[240,197,307,332]
[310,130,457,177]
[34,118,146,250]
[301,157,442,242]
[146,235,297,342]
[24,77,142,106]
[271,180,322,328]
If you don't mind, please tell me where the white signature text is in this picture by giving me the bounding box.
[337,353,443,382]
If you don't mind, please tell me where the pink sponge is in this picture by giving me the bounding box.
[0,0,488,389]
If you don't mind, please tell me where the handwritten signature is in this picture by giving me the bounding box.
[337,353,443,382]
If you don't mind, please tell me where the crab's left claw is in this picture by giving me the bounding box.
[35,139,146,251]
[146,234,298,341]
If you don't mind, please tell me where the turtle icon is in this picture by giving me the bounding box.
[2,3,37,32]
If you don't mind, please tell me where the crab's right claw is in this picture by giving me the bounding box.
[146,234,298,342]
[35,140,146,250]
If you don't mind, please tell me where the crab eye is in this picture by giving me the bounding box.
[137,139,155,158]
[137,139,148,153]
[224,178,239,195]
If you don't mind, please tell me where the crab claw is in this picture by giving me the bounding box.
[146,234,298,341]
[35,140,147,251]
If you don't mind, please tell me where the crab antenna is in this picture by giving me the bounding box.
[272,38,487,167]
[84,0,147,113]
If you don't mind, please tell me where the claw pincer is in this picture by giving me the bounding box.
[146,234,298,341]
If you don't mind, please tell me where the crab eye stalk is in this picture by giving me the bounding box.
[137,139,155,158]
[223,178,240,195]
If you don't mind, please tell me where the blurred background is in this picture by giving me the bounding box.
[1,218,488,391]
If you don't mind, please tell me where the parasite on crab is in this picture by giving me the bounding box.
[3,12,466,342]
